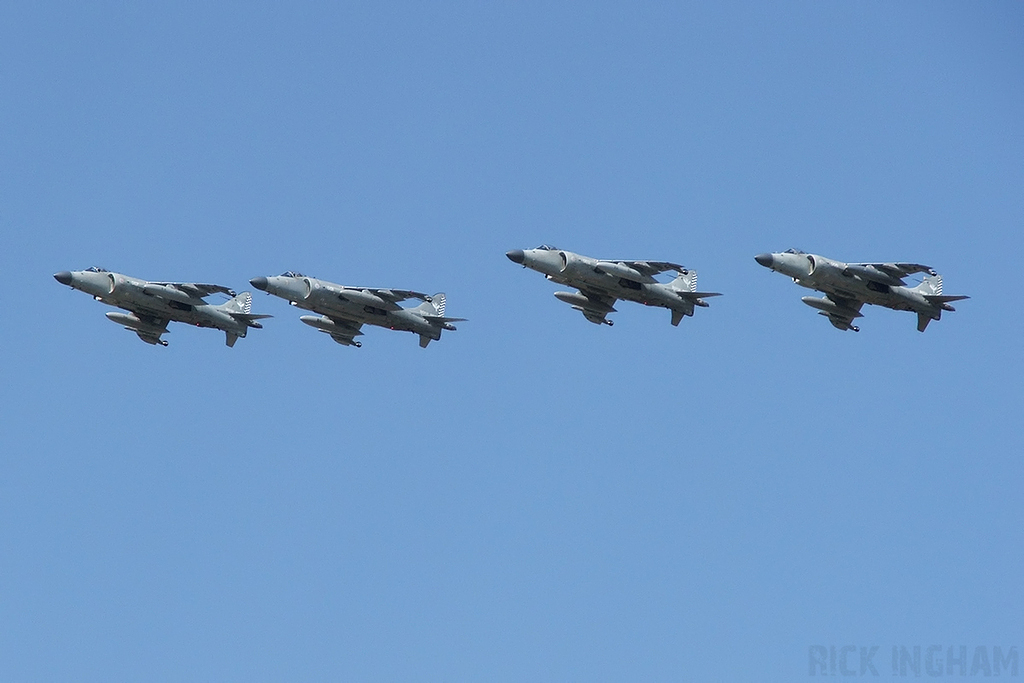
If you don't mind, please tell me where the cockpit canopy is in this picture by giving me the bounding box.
[280,271,308,278]
[85,266,109,272]
[783,248,805,255]
[536,244,558,251]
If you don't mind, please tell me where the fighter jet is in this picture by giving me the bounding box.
[506,245,720,326]
[249,272,464,348]
[53,267,271,346]
[754,249,968,332]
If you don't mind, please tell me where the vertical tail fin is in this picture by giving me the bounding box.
[430,292,446,316]
[915,274,971,332]
[915,276,942,333]
[915,274,942,296]
[415,292,446,315]
[670,269,697,293]
[413,293,459,348]
[218,292,271,345]
[221,291,253,314]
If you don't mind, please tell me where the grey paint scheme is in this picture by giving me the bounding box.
[250,273,465,348]
[753,249,969,332]
[506,245,720,326]
[53,268,271,346]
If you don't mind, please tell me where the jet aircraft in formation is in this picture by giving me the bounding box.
[754,250,969,332]
[53,268,270,346]
[54,247,968,348]
[506,245,720,326]
[249,272,464,348]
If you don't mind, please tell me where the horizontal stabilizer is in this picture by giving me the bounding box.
[924,294,968,313]
[676,291,721,310]
[423,315,467,323]
[231,312,272,330]
[233,312,273,321]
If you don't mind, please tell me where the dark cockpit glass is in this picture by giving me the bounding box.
[783,248,805,255]
[536,244,558,251]
[280,271,307,278]
[85,266,109,272]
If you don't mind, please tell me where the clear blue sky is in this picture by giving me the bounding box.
[2,2,1022,680]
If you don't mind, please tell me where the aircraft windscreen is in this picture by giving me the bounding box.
[280,271,307,277]
[783,248,805,255]
[85,266,109,272]
[536,244,558,251]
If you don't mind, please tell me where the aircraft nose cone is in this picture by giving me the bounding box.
[754,253,774,268]
[506,249,525,264]
[250,277,268,291]
[54,271,73,286]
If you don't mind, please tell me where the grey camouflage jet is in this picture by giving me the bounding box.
[250,272,464,348]
[506,245,720,326]
[54,268,271,346]
[754,249,968,332]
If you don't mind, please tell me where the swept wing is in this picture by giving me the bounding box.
[821,294,865,331]
[553,287,618,325]
[149,282,237,299]
[342,287,430,303]
[843,262,936,286]
[613,260,686,277]
[324,314,365,346]
[105,310,171,346]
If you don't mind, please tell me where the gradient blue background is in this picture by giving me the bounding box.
[2,2,1022,680]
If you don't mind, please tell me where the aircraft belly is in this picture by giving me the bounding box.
[317,300,366,323]
[821,276,915,309]
[822,285,927,314]
[819,282,872,305]
[389,312,425,334]
[555,274,586,289]
[632,286,674,307]
[878,294,912,311]
[840,288,895,310]
[123,300,183,324]
[615,290,649,306]
[567,277,614,297]
[858,288,901,308]
[375,314,411,332]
